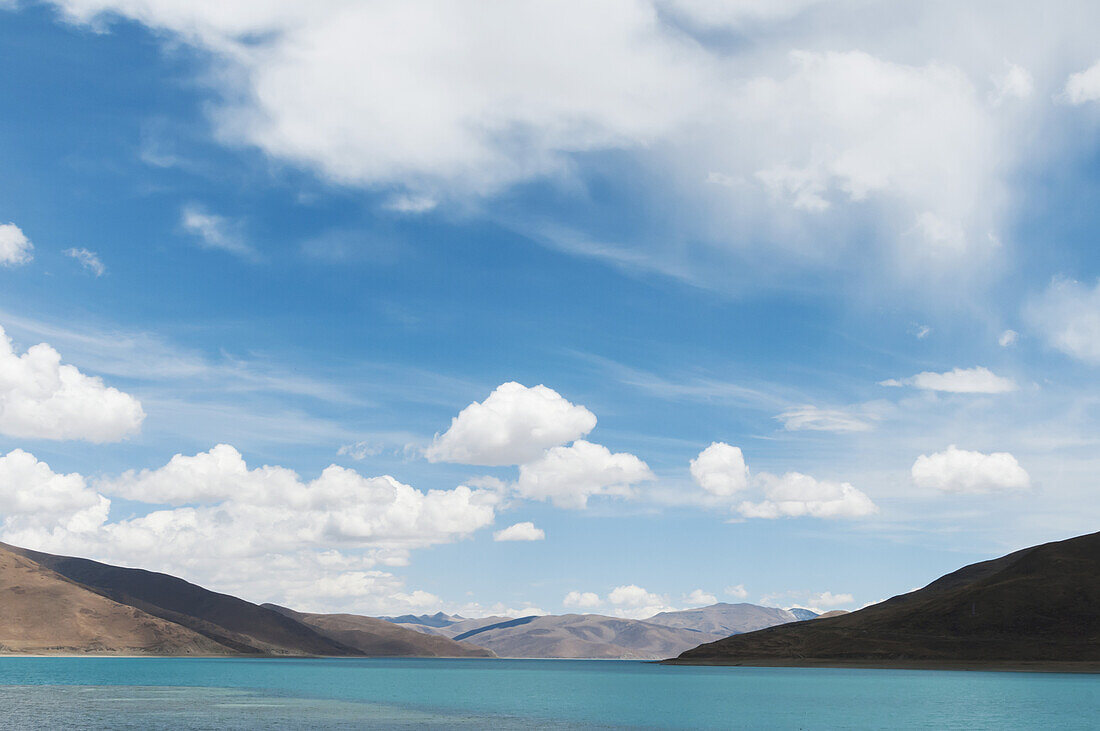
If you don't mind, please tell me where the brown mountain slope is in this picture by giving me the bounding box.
[265,605,494,657]
[668,531,1100,670]
[1,542,356,656]
[0,544,230,655]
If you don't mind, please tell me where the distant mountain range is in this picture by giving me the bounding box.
[380,602,819,659]
[0,542,488,657]
[668,531,1100,671]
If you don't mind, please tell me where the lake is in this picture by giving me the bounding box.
[1,657,1098,729]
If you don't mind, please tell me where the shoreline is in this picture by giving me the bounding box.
[659,658,1100,674]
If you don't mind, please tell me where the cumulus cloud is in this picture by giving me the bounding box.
[725,584,749,599]
[762,589,855,613]
[493,521,545,542]
[810,591,855,608]
[563,590,602,609]
[426,382,596,466]
[180,204,257,259]
[911,445,1030,493]
[738,472,878,519]
[999,329,1018,347]
[1026,278,1100,364]
[776,406,873,433]
[515,439,653,509]
[880,366,1016,393]
[684,589,717,606]
[607,584,676,619]
[0,223,33,266]
[1063,60,1100,104]
[0,326,144,442]
[0,449,109,536]
[689,444,876,519]
[690,442,750,496]
[64,248,106,276]
[2,445,500,612]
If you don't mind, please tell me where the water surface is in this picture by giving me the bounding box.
[1,657,1097,729]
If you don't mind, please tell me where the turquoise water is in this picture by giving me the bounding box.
[1,658,1098,729]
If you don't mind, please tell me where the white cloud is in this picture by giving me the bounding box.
[515,439,653,509]
[761,589,855,613]
[810,591,854,608]
[911,445,1030,493]
[64,248,106,276]
[689,445,877,520]
[383,194,437,214]
[1026,278,1100,364]
[337,441,382,460]
[2,445,501,613]
[607,584,676,619]
[0,325,144,442]
[0,449,109,536]
[0,223,33,266]
[1063,60,1100,104]
[738,472,878,519]
[690,442,749,496]
[776,406,873,433]
[493,521,545,542]
[684,589,717,606]
[880,366,1016,393]
[914,324,932,339]
[44,2,1031,278]
[724,584,748,600]
[180,204,256,259]
[999,329,1018,347]
[990,62,1033,103]
[426,382,596,466]
[562,590,602,609]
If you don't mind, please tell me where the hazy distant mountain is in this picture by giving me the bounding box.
[0,541,490,658]
[787,608,819,621]
[381,611,462,628]
[815,610,848,619]
[386,614,515,638]
[265,606,494,657]
[645,603,801,635]
[0,543,230,655]
[445,613,727,659]
[669,531,1100,670]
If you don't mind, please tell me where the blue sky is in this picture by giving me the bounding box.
[3,1,1100,618]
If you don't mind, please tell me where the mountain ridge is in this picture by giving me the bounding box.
[666,531,1100,670]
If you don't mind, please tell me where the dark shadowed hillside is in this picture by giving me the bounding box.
[668,531,1100,670]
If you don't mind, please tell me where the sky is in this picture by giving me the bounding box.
[3,0,1100,619]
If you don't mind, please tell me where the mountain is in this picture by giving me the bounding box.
[0,542,491,657]
[2,542,354,655]
[645,603,801,635]
[788,608,819,621]
[264,605,494,657]
[815,610,848,619]
[668,531,1100,670]
[0,543,231,655]
[386,614,515,638]
[445,613,727,659]
[381,611,462,628]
